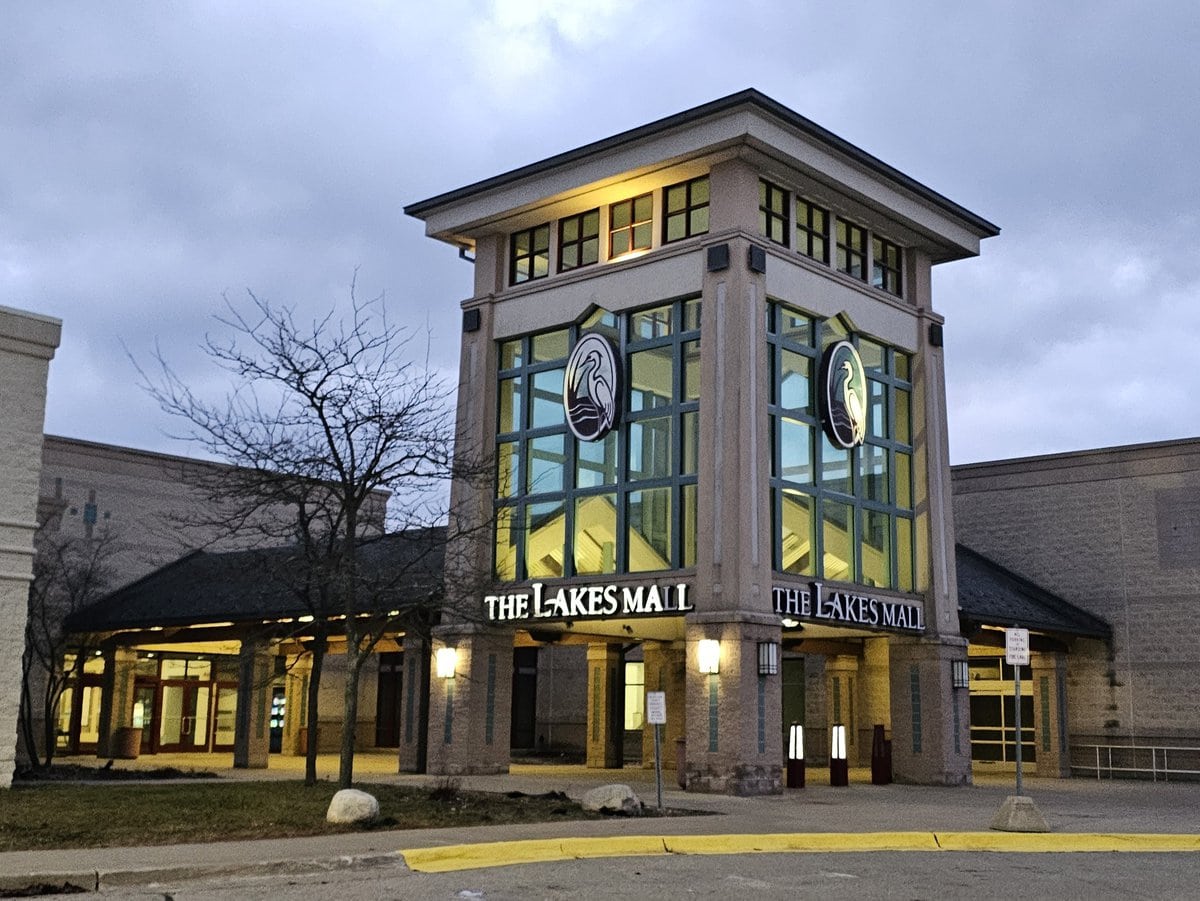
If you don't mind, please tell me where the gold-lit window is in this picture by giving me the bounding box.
[610,194,652,258]
[796,199,828,263]
[559,209,600,272]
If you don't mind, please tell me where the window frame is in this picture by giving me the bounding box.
[663,176,710,245]
[759,179,789,247]
[872,235,903,297]
[795,198,829,263]
[558,208,600,273]
[509,223,551,286]
[609,193,653,259]
[835,218,867,281]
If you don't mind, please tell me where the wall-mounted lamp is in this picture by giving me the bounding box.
[697,639,720,675]
[952,659,970,689]
[830,723,849,787]
[787,723,805,789]
[435,647,457,679]
[780,617,800,629]
[757,641,779,676]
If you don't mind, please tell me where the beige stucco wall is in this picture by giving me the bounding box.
[952,440,1200,746]
[0,305,62,787]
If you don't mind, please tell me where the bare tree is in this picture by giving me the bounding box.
[19,526,118,769]
[139,284,481,788]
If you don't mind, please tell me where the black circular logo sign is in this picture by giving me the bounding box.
[564,333,621,442]
[820,340,867,449]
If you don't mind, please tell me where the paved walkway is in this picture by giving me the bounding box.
[4,753,1199,890]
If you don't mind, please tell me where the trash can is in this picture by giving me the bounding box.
[113,726,142,760]
[871,724,893,785]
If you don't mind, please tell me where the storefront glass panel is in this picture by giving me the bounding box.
[574,494,617,574]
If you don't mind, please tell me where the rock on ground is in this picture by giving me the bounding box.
[326,788,380,824]
[581,783,643,815]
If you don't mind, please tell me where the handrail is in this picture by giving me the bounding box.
[1071,743,1200,782]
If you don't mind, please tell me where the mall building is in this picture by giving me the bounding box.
[404,89,1000,793]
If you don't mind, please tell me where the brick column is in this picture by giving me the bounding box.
[683,615,782,795]
[398,633,429,773]
[95,647,136,758]
[427,626,512,775]
[641,640,685,770]
[857,637,891,765]
[1032,651,1071,777]
[233,639,271,769]
[888,635,971,785]
[585,643,623,768]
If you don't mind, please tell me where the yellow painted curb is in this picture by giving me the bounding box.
[936,832,1200,854]
[399,832,1200,873]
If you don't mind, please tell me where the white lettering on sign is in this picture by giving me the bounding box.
[1005,627,1030,666]
[484,582,693,624]
[771,582,925,634]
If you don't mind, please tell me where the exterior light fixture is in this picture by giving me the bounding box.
[780,617,800,629]
[787,723,806,789]
[758,641,779,676]
[952,659,970,689]
[830,723,849,787]
[697,639,720,675]
[435,647,457,679]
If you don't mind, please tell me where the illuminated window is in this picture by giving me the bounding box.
[759,180,788,246]
[493,299,700,580]
[664,176,709,244]
[624,662,645,729]
[835,219,867,281]
[559,209,600,272]
[610,194,652,258]
[510,224,550,285]
[795,199,829,263]
[872,235,902,296]
[767,301,914,588]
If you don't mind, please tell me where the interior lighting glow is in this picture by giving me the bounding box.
[697,639,720,674]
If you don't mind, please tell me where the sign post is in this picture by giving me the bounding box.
[1005,627,1030,796]
[646,691,667,812]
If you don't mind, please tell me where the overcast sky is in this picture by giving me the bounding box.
[5,1,1198,465]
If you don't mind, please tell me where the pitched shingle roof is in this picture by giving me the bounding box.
[67,528,445,632]
[956,543,1110,639]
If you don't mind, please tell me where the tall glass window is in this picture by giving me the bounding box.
[768,301,914,589]
[494,299,700,580]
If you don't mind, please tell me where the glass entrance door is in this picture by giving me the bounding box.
[159,681,212,751]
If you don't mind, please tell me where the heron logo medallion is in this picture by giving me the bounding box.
[820,340,867,449]
[564,332,621,441]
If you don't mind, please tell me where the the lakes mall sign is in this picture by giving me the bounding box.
[483,582,925,634]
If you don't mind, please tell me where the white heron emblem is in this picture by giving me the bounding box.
[564,333,620,441]
[821,340,867,449]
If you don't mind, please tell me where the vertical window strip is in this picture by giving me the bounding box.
[795,199,829,263]
[872,235,903,296]
[486,653,497,745]
[708,674,719,752]
[664,176,710,244]
[759,179,788,246]
[909,665,922,754]
[757,676,766,754]
[510,224,550,286]
[836,219,867,281]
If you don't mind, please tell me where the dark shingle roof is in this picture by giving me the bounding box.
[67,528,445,632]
[955,543,1110,639]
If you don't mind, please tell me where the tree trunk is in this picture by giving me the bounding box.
[304,632,327,787]
[339,632,361,789]
[417,633,431,774]
[18,655,41,770]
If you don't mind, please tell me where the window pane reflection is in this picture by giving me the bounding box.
[897,517,914,592]
[576,433,617,488]
[498,377,522,433]
[495,506,517,580]
[780,350,811,412]
[527,434,565,494]
[822,500,853,581]
[682,484,697,568]
[629,346,673,411]
[530,369,565,429]
[861,444,888,503]
[497,441,519,498]
[820,436,852,495]
[780,418,813,483]
[629,416,672,481]
[779,490,814,575]
[628,488,672,572]
[862,508,891,588]
[574,494,617,574]
[526,501,565,578]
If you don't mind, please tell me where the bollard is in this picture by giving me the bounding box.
[830,723,848,787]
[786,723,806,788]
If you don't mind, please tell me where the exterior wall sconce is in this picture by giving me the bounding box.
[757,642,779,676]
[435,647,457,679]
[830,723,849,786]
[697,639,720,675]
[952,659,970,689]
[787,723,805,788]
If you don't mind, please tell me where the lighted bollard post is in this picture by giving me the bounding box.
[830,723,849,787]
[786,723,806,788]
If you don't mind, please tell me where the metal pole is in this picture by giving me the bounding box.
[653,723,663,812]
[1014,664,1023,796]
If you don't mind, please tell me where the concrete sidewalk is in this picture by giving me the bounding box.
[4,756,1200,891]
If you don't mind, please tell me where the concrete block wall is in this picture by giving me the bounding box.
[0,306,62,787]
[953,440,1200,746]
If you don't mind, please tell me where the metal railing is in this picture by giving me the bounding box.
[1072,743,1200,781]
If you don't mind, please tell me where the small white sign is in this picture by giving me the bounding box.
[1005,627,1030,666]
[646,691,667,725]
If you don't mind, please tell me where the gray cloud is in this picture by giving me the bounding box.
[4,1,1197,465]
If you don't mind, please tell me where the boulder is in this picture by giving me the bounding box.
[581,783,643,815]
[326,788,380,824]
